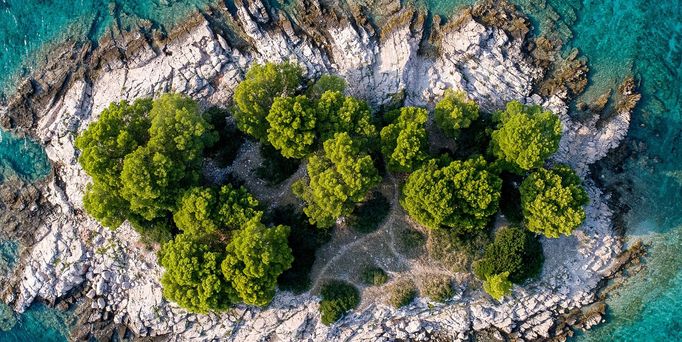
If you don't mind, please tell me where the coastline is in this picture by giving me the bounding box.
[0,0,641,340]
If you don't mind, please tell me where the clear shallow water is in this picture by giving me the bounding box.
[0,130,51,182]
[0,0,680,340]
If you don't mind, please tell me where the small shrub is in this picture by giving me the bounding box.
[388,280,417,308]
[349,191,391,234]
[361,267,389,286]
[422,276,453,303]
[255,144,301,185]
[483,272,512,301]
[473,226,544,284]
[319,280,360,325]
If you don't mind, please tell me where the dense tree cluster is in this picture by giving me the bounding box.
[78,62,591,316]
[77,94,217,242]
[293,133,381,228]
[491,101,562,172]
[435,90,480,138]
[520,165,589,238]
[401,156,502,231]
[380,107,430,172]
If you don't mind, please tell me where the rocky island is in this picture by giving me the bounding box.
[0,0,641,340]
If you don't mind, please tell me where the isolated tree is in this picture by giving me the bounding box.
[483,272,512,301]
[293,133,381,228]
[233,62,303,141]
[307,74,347,99]
[158,234,238,313]
[434,90,479,138]
[380,106,429,172]
[316,91,377,145]
[520,165,588,238]
[473,226,544,283]
[174,185,262,237]
[490,101,561,172]
[401,156,501,231]
[76,99,152,228]
[222,220,293,306]
[266,95,317,159]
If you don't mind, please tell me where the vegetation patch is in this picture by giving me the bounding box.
[319,280,361,325]
[422,276,454,303]
[361,267,389,286]
[388,280,418,308]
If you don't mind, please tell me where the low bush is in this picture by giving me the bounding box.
[388,280,417,308]
[361,267,389,286]
[473,226,544,284]
[319,280,361,325]
[349,191,391,234]
[483,272,512,301]
[422,276,453,303]
[255,143,301,185]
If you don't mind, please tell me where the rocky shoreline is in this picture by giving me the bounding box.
[0,0,640,340]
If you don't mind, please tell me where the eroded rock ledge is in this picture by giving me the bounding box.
[0,0,637,340]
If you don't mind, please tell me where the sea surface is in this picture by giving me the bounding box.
[0,0,680,340]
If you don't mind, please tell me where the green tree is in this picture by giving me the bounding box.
[319,280,360,325]
[120,94,217,223]
[520,165,588,238]
[266,95,317,159]
[490,101,561,172]
[173,185,262,237]
[380,107,429,172]
[483,272,512,301]
[401,156,502,231]
[233,62,303,141]
[435,90,479,138]
[316,91,377,145]
[473,226,544,283]
[158,233,238,313]
[292,133,381,228]
[307,74,346,99]
[76,99,152,228]
[222,220,293,306]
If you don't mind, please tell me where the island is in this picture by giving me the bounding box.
[0,0,640,340]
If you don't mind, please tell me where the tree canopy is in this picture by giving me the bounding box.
[473,226,544,283]
[266,95,317,159]
[158,233,238,313]
[173,185,262,237]
[222,220,293,306]
[293,133,381,228]
[77,94,217,241]
[307,74,347,99]
[120,94,217,223]
[316,91,377,145]
[520,165,589,238]
[435,90,479,138]
[380,106,430,172]
[401,156,502,231]
[233,62,303,141]
[490,101,561,172]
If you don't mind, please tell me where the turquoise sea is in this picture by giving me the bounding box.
[0,0,680,340]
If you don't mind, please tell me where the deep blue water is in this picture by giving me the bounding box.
[0,0,680,340]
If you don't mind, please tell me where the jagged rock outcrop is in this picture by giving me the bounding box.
[0,0,635,340]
